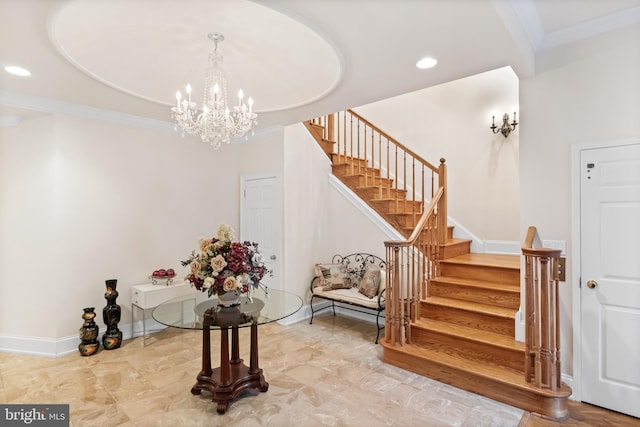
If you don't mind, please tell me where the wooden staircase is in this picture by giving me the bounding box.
[381,253,570,418]
[304,112,571,419]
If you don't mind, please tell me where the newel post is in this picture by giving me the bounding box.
[522,245,563,391]
[385,244,403,346]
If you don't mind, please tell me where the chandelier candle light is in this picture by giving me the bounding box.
[172,33,257,149]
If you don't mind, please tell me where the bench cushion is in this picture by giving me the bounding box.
[312,269,385,307]
[311,287,382,309]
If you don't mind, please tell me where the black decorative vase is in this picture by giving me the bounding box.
[78,307,100,356]
[102,279,123,350]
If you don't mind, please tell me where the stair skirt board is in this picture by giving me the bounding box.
[328,174,403,240]
[381,341,571,420]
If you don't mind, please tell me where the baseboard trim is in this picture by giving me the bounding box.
[562,374,576,400]
[483,240,521,255]
[0,323,142,357]
[0,334,63,358]
[0,307,315,356]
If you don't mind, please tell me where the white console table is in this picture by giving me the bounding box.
[131,281,196,345]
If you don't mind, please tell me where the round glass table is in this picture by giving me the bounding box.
[153,288,302,414]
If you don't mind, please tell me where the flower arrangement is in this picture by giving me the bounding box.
[181,224,270,298]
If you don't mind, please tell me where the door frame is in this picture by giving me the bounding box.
[239,170,283,288]
[570,137,640,403]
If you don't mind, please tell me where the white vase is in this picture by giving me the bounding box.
[217,290,241,307]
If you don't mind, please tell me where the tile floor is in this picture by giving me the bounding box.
[0,315,529,426]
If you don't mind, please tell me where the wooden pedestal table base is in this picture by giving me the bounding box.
[191,309,268,414]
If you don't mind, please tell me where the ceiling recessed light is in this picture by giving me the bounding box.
[4,65,31,77]
[416,57,437,69]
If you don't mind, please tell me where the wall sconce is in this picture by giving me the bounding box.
[491,112,518,138]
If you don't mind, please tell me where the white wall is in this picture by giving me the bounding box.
[520,27,640,377]
[353,66,520,242]
[0,116,58,338]
[0,114,283,352]
[282,123,391,316]
[0,108,386,353]
[282,124,333,307]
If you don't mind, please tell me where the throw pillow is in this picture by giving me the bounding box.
[358,267,381,298]
[315,263,352,290]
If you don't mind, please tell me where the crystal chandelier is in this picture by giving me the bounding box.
[171,33,257,149]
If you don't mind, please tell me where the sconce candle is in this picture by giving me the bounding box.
[491,111,518,138]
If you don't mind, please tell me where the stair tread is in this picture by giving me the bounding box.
[441,253,520,270]
[414,318,525,351]
[369,198,421,204]
[431,276,520,292]
[341,173,388,179]
[442,238,471,246]
[381,341,571,397]
[424,296,517,318]
[356,184,397,190]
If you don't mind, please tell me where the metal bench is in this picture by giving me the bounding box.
[309,253,386,343]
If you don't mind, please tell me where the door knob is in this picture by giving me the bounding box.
[270,255,276,260]
[586,280,598,289]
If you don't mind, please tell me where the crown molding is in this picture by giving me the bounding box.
[0,89,283,144]
[508,0,640,52]
[539,6,640,51]
[0,89,175,132]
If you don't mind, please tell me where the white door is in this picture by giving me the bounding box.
[240,173,281,290]
[580,143,640,418]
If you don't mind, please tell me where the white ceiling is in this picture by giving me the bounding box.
[1,0,639,132]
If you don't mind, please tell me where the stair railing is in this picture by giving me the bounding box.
[307,110,447,346]
[308,110,445,228]
[522,226,564,391]
[383,186,445,345]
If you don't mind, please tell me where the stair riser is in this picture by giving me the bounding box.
[446,226,454,240]
[409,328,525,372]
[422,302,515,336]
[439,264,519,286]
[385,214,416,229]
[333,164,380,177]
[429,282,520,309]
[331,154,368,167]
[339,174,393,188]
[319,139,336,154]
[381,346,569,420]
[440,241,471,259]
[371,201,423,214]
[357,187,406,201]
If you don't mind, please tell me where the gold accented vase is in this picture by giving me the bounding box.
[102,279,123,350]
[78,307,100,356]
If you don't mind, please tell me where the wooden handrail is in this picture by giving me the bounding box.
[523,225,543,249]
[386,187,443,246]
[347,109,440,173]
[522,226,565,391]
